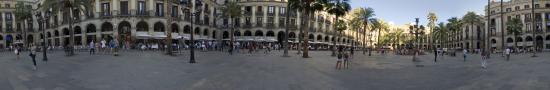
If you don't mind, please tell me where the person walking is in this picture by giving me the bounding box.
[463,49,468,62]
[29,44,37,70]
[434,48,438,63]
[481,50,487,69]
[505,48,511,61]
[14,46,20,60]
[89,40,95,55]
[335,49,343,70]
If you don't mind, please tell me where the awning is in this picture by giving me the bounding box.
[136,32,152,39]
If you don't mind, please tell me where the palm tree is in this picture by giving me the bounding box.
[14,1,32,47]
[220,1,243,55]
[357,7,375,55]
[461,12,481,52]
[325,0,351,56]
[42,0,92,56]
[447,17,461,49]
[348,9,363,55]
[427,12,437,50]
[433,22,448,48]
[336,19,348,45]
[506,18,522,50]
[289,0,326,58]
[372,19,388,50]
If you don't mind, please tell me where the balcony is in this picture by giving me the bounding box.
[100,11,112,18]
[255,11,264,16]
[267,13,275,16]
[256,23,263,27]
[279,22,285,28]
[244,12,252,16]
[266,23,275,29]
[243,23,253,28]
[135,10,150,16]
[279,12,286,17]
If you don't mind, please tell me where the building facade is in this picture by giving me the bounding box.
[0,0,362,49]
[487,0,550,51]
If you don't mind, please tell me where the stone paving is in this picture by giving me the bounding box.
[1,50,550,90]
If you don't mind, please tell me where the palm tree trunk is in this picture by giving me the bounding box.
[69,7,75,56]
[302,11,311,58]
[377,28,381,52]
[283,3,290,57]
[166,1,173,55]
[363,22,367,54]
[331,16,338,56]
[230,18,235,55]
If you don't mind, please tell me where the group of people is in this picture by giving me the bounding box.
[335,47,353,70]
[9,44,40,70]
[88,39,118,55]
[229,42,281,54]
[459,48,513,69]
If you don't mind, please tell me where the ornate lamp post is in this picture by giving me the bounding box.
[35,10,50,61]
[409,18,425,62]
[180,0,202,63]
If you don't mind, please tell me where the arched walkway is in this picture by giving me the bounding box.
[183,25,191,34]
[63,28,70,36]
[507,38,513,43]
[276,31,284,43]
[119,21,132,47]
[74,26,82,34]
[171,23,179,33]
[223,31,229,39]
[101,22,114,32]
[234,31,242,36]
[86,24,96,33]
[136,21,148,32]
[255,31,263,36]
[194,28,200,35]
[203,29,209,36]
[267,31,275,37]
[153,22,165,32]
[244,30,252,36]
[26,35,34,44]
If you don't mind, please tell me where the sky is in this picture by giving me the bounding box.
[350,0,491,26]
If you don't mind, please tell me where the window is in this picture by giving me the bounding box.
[257,17,263,26]
[120,1,129,15]
[172,6,178,17]
[525,5,530,9]
[5,4,10,8]
[156,3,164,16]
[535,4,540,8]
[506,8,512,12]
[546,4,550,8]
[525,14,531,22]
[279,18,285,27]
[268,6,275,14]
[245,17,251,25]
[5,13,12,20]
[267,17,274,24]
[257,6,263,13]
[138,1,146,15]
[102,3,110,16]
[515,6,520,11]
[280,7,286,15]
